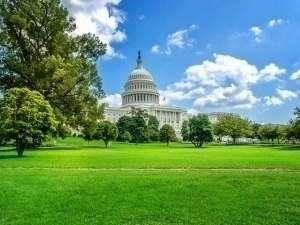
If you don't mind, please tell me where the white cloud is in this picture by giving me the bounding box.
[151,45,163,54]
[254,37,262,43]
[184,54,285,88]
[249,26,263,43]
[139,15,145,20]
[250,27,263,36]
[259,63,286,81]
[99,94,122,107]
[268,19,288,27]
[187,108,200,115]
[264,96,283,106]
[159,54,285,109]
[193,84,260,109]
[290,70,300,80]
[168,81,196,90]
[61,0,126,59]
[167,30,188,48]
[196,51,204,55]
[276,89,297,100]
[186,54,257,87]
[151,25,196,55]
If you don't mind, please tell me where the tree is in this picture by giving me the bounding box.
[0,88,57,156]
[159,124,176,146]
[251,123,262,140]
[212,120,226,143]
[115,115,133,141]
[278,124,294,144]
[188,114,213,147]
[94,121,118,147]
[258,124,279,145]
[147,125,160,142]
[218,114,251,144]
[148,115,159,130]
[180,120,190,142]
[0,0,106,133]
[146,115,160,142]
[81,119,97,144]
[130,107,149,144]
[122,131,131,143]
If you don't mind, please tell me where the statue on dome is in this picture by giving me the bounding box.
[138,50,141,59]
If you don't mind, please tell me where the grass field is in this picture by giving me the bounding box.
[1,138,300,224]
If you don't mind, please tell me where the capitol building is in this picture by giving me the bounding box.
[104,51,232,138]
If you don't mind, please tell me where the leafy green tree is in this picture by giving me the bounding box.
[115,115,133,141]
[258,124,279,145]
[81,120,97,144]
[218,114,251,144]
[145,115,160,142]
[148,115,159,130]
[147,125,160,142]
[180,120,190,142]
[0,88,57,156]
[122,131,132,143]
[94,121,118,147]
[130,107,149,144]
[0,0,106,132]
[188,114,213,147]
[212,120,226,143]
[278,124,294,144]
[159,124,176,146]
[251,123,262,139]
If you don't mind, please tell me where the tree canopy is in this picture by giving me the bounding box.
[258,124,279,145]
[188,114,213,147]
[0,88,57,156]
[216,114,251,144]
[180,120,189,142]
[159,124,176,146]
[115,115,133,141]
[130,107,149,144]
[94,120,118,147]
[0,0,106,131]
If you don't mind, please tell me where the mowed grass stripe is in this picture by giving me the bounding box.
[1,167,300,172]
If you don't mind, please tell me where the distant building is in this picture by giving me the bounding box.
[104,51,236,138]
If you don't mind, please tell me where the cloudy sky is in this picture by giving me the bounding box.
[62,0,300,124]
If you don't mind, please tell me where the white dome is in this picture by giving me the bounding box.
[127,68,153,81]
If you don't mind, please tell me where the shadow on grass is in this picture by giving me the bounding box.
[26,146,83,151]
[275,145,300,151]
[0,155,33,159]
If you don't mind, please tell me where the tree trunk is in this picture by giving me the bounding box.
[233,139,236,145]
[104,140,108,147]
[272,139,274,146]
[167,141,169,146]
[16,139,25,157]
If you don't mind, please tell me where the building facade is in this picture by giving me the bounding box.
[104,51,234,138]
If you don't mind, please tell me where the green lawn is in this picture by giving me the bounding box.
[1,138,300,224]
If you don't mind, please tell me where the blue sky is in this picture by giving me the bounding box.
[62,0,300,124]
